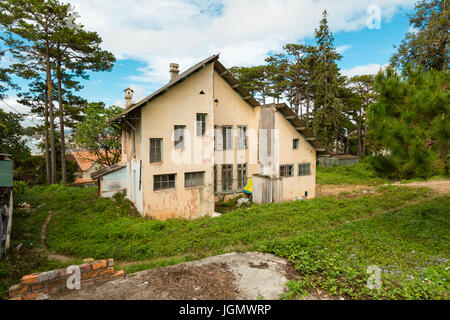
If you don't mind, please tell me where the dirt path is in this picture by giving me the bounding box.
[316,180,450,197]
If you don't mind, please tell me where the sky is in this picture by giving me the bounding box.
[0,0,418,127]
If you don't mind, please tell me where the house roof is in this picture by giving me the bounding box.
[70,151,101,172]
[272,103,327,154]
[332,154,360,160]
[110,54,259,123]
[72,178,96,185]
[91,162,126,180]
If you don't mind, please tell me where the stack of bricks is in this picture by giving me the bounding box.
[9,258,124,300]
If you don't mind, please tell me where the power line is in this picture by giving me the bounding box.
[0,99,41,126]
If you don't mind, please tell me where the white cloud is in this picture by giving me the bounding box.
[336,44,352,54]
[341,63,389,77]
[68,0,415,87]
[0,97,40,127]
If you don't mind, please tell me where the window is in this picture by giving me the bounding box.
[153,174,176,191]
[237,163,248,190]
[214,126,221,151]
[293,139,299,150]
[174,125,186,150]
[238,126,248,150]
[221,164,233,192]
[149,138,162,163]
[196,114,207,137]
[214,165,218,194]
[298,163,311,176]
[222,126,233,150]
[185,171,205,188]
[280,165,294,177]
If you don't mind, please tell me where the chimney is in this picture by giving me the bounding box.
[169,63,179,81]
[124,87,134,108]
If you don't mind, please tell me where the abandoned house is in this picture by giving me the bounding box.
[91,54,325,220]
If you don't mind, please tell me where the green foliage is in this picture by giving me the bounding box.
[73,102,122,167]
[316,162,387,185]
[367,67,449,179]
[391,0,449,71]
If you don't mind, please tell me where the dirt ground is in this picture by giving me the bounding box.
[316,180,450,197]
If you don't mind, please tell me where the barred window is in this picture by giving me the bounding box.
[238,126,248,150]
[185,171,205,188]
[237,163,248,190]
[154,174,176,190]
[298,163,311,176]
[196,114,207,137]
[221,164,233,192]
[149,138,162,163]
[280,164,294,177]
[222,126,233,150]
[174,125,186,150]
[293,139,299,150]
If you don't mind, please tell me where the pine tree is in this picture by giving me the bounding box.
[312,10,344,151]
[368,67,449,179]
[391,0,449,71]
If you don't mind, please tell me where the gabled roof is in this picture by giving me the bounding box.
[70,151,101,172]
[110,54,259,122]
[272,103,327,154]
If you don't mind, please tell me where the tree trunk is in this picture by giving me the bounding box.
[46,48,57,184]
[44,87,51,184]
[56,57,67,185]
[357,123,363,157]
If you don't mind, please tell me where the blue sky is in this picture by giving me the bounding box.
[1,0,416,127]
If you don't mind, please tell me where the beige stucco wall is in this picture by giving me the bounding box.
[213,71,260,199]
[135,63,216,220]
[275,111,316,200]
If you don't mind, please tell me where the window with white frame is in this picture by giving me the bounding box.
[238,126,248,150]
[153,174,176,190]
[185,171,205,188]
[298,163,311,176]
[222,126,233,150]
[280,164,294,177]
[149,138,162,163]
[237,163,248,190]
[174,125,186,150]
[221,164,233,192]
[196,114,207,137]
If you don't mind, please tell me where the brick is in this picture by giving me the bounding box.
[10,296,22,300]
[9,284,29,297]
[82,270,98,280]
[83,258,94,263]
[21,274,39,285]
[107,258,114,267]
[23,291,40,300]
[113,270,124,278]
[31,283,45,291]
[80,263,92,272]
[98,267,115,277]
[92,260,107,270]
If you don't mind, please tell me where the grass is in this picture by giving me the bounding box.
[316,162,388,185]
[0,203,81,300]
[5,183,449,300]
